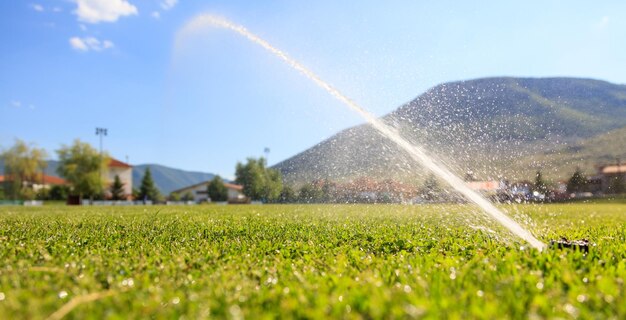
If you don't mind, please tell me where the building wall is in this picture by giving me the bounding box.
[107,167,132,198]
[227,188,245,201]
[175,183,245,203]
[601,172,626,193]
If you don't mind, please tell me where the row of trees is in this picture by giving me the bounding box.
[3,138,623,203]
[1,139,163,202]
[217,159,626,204]
[565,167,625,194]
[1,140,47,200]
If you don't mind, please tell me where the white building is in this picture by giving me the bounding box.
[105,158,133,199]
[172,180,246,203]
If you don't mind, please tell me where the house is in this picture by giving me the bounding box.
[466,180,503,193]
[105,158,133,199]
[595,163,626,193]
[171,180,246,203]
[0,174,67,191]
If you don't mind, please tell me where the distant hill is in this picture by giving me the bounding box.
[132,164,217,194]
[0,160,217,195]
[274,77,626,184]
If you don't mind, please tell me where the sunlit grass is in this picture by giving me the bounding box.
[0,203,625,318]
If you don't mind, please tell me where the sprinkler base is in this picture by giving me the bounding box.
[549,238,590,252]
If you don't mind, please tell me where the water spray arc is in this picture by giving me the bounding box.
[177,15,547,251]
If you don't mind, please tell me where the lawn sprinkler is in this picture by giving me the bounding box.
[549,238,591,253]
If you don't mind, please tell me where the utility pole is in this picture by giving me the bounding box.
[264,147,270,165]
[95,127,108,180]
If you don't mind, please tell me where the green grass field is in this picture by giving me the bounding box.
[1,203,625,319]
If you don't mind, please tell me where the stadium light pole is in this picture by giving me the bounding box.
[264,147,270,165]
[96,127,107,180]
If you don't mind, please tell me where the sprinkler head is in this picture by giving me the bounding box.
[549,238,591,252]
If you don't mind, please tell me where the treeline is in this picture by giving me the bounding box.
[0,139,162,202]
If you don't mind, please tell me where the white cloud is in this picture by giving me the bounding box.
[151,11,161,19]
[73,0,138,24]
[69,36,115,52]
[10,100,22,108]
[161,0,178,11]
[53,7,63,13]
[31,4,44,12]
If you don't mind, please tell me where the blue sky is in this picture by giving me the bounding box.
[1,1,625,179]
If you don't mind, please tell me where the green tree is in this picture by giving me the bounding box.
[181,191,194,202]
[169,192,181,201]
[207,176,228,202]
[110,175,125,200]
[566,168,588,193]
[138,167,161,203]
[533,170,548,194]
[421,174,441,201]
[47,185,69,201]
[235,157,283,202]
[265,168,283,202]
[56,140,108,201]
[608,174,625,194]
[1,139,48,200]
[132,188,140,200]
[279,185,296,203]
[298,183,323,203]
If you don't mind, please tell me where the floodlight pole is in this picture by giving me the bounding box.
[96,127,108,181]
[264,147,270,165]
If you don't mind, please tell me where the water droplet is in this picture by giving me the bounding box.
[536,282,544,290]
[172,297,180,305]
[338,295,343,302]
[476,290,484,297]
[564,304,578,316]
[58,291,68,299]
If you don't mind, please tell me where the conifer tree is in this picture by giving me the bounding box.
[138,167,161,203]
[110,174,125,200]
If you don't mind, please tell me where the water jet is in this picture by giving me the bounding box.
[176,14,547,251]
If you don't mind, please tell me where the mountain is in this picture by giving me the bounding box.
[1,160,217,195]
[132,164,216,194]
[274,77,626,184]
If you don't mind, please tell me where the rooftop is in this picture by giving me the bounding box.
[109,158,132,168]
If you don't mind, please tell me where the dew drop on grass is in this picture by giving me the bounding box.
[172,297,180,305]
[476,290,484,297]
[536,282,544,290]
[564,304,578,317]
[58,291,68,299]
